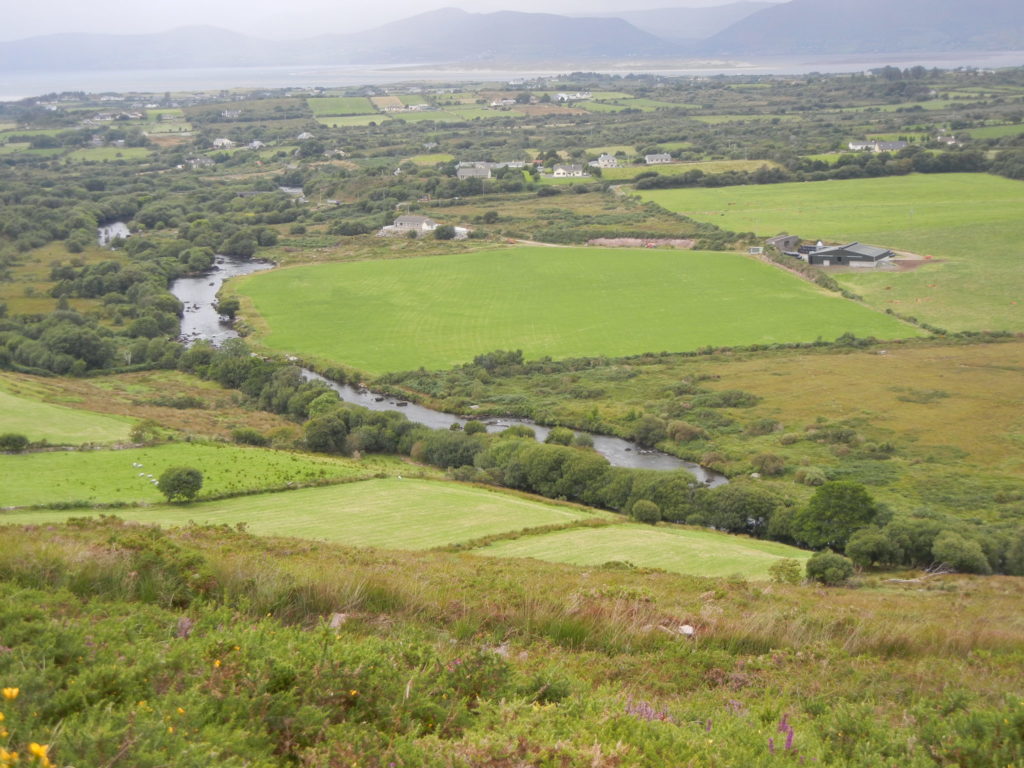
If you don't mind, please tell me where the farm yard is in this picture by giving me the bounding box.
[235,246,921,374]
[637,173,1024,332]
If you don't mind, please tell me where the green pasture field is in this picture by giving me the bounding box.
[398,94,431,106]
[601,159,782,181]
[637,173,1024,332]
[965,123,1024,139]
[586,144,633,156]
[0,443,397,507]
[403,153,455,165]
[315,114,381,127]
[690,114,798,124]
[307,96,376,116]
[0,142,29,155]
[234,246,920,375]
[0,384,133,445]
[475,523,810,579]
[578,102,629,113]
[66,147,151,162]
[0,478,594,549]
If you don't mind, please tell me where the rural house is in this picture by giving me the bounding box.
[806,242,894,267]
[393,215,438,233]
[552,164,587,177]
[645,153,672,164]
[593,154,619,168]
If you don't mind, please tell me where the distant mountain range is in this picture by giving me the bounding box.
[1,0,1022,73]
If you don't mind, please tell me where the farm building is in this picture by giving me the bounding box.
[806,242,894,267]
[766,234,800,253]
[645,153,673,164]
[457,166,492,180]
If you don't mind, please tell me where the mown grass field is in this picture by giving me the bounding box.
[307,96,376,116]
[0,478,595,549]
[637,173,1024,332]
[0,443,400,507]
[0,476,812,577]
[235,246,920,374]
[477,523,810,579]
[601,159,782,181]
[66,147,152,162]
[0,383,133,444]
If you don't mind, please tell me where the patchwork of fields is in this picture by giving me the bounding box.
[235,246,920,374]
[1,476,809,578]
[637,173,1024,332]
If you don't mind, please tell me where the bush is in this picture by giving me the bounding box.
[463,420,487,435]
[751,453,785,476]
[932,531,992,574]
[768,558,803,585]
[667,421,707,442]
[0,433,29,452]
[545,426,575,446]
[231,427,268,446]
[157,466,203,502]
[806,550,855,585]
[794,466,827,486]
[631,499,661,525]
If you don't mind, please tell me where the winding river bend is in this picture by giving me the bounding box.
[169,255,726,485]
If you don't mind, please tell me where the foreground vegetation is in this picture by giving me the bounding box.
[0,518,1021,767]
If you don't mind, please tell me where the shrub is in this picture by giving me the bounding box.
[768,558,803,585]
[0,433,29,452]
[463,420,487,435]
[157,466,203,502]
[667,421,707,442]
[545,427,575,446]
[932,531,992,574]
[231,427,268,446]
[631,499,661,525]
[806,550,855,585]
[751,453,785,476]
[794,466,827,486]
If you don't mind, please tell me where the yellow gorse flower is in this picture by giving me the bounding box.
[0,747,19,763]
[1,689,17,701]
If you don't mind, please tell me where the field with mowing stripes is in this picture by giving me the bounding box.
[0,479,593,548]
[637,173,1024,332]
[307,96,376,116]
[0,444,402,507]
[0,384,133,444]
[477,524,810,579]
[0,477,810,577]
[235,246,920,374]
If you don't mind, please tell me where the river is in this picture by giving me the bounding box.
[168,253,726,484]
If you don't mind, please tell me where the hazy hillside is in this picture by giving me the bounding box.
[699,0,1024,54]
[0,26,271,72]
[594,2,773,44]
[0,9,680,72]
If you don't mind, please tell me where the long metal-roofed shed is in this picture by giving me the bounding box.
[807,242,894,267]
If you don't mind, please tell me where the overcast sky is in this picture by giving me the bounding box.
[2,0,772,41]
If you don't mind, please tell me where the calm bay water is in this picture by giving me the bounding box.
[5,51,1024,101]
